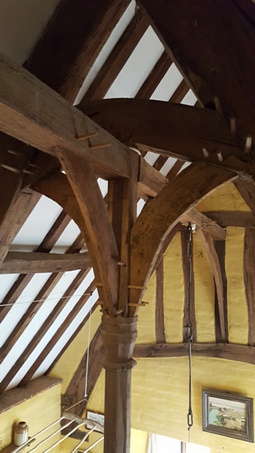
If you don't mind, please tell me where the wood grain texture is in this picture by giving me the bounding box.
[214,240,228,343]
[136,51,172,99]
[55,147,119,315]
[244,228,255,345]
[197,230,226,341]
[205,211,255,228]
[138,0,255,139]
[83,99,253,178]
[134,342,255,365]
[79,12,149,103]
[181,208,226,240]
[26,0,131,103]
[0,190,40,265]
[129,163,235,315]
[0,52,130,179]
[234,179,255,212]
[138,158,168,198]
[19,277,94,387]
[0,251,90,274]
[0,269,90,392]
[155,259,165,343]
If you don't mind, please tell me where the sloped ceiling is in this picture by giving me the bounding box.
[0,0,255,421]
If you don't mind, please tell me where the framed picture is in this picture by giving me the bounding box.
[85,410,104,433]
[202,389,254,443]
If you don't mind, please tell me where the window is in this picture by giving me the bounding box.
[147,434,210,453]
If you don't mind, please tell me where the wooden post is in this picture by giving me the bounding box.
[102,316,138,453]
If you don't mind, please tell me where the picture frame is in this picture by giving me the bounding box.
[85,410,105,433]
[202,389,254,443]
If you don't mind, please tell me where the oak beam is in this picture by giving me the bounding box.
[180,208,226,241]
[102,316,137,453]
[83,99,255,178]
[234,179,255,213]
[63,325,104,417]
[19,278,94,387]
[0,190,40,265]
[0,269,90,392]
[205,211,255,228]
[134,342,255,365]
[0,251,91,274]
[79,12,149,104]
[244,228,255,345]
[129,163,235,314]
[0,53,130,179]
[26,0,131,103]
[138,157,168,198]
[0,229,85,361]
[138,0,255,139]
[197,230,226,341]
[108,153,139,315]
[135,51,172,100]
[0,210,72,323]
[55,148,119,315]
[155,260,165,344]
[214,241,228,343]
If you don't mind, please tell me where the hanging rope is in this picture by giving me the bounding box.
[186,223,194,437]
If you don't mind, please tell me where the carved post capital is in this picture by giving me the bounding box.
[101,316,138,368]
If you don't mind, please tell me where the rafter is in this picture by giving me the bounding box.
[0,251,90,274]
[169,79,190,104]
[0,189,40,265]
[0,269,90,392]
[0,52,130,179]
[0,210,71,323]
[26,0,131,103]
[138,0,255,139]
[0,234,85,363]
[19,280,96,388]
[135,51,172,100]
[83,99,255,178]
[129,163,235,315]
[79,11,149,104]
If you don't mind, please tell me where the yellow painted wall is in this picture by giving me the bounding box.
[50,308,102,393]
[56,180,251,453]
[197,182,250,212]
[226,228,247,344]
[0,382,61,451]
[132,357,255,453]
[164,233,184,343]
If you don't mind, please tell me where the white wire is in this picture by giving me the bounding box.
[0,292,93,307]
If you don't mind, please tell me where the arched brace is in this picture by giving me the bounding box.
[129,162,236,315]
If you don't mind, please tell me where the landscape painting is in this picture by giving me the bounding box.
[202,390,253,442]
